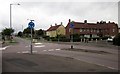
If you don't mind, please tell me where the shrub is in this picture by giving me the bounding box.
[113,33,120,46]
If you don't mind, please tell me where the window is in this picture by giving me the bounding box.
[97,29,99,33]
[87,29,89,31]
[91,29,93,32]
[80,29,82,32]
[69,28,71,32]
[113,29,115,32]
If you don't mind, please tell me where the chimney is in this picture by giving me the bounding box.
[84,20,87,24]
[97,22,99,24]
[51,25,52,27]
[55,23,57,26]
[61,22,63,25]
[69,19,71,23]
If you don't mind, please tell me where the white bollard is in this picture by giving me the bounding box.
[96,39,97,42]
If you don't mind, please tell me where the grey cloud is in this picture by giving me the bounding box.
[0,1,118,32]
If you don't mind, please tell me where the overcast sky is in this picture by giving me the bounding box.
[0,0,119,33]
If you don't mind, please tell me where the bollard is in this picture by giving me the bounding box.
[96,39,97,42]
[71,45,73,49]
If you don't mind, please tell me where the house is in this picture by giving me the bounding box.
[119,28,120,33]
[66,19,118,38]
[46,22,66,37]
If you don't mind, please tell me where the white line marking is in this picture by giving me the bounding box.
[22,51,29,53]
[34,45,45,48]
[76,58,118,70]
[48,49,54,51]
[43,50,47,51]
[55,49,61,50]
[33,51,37,53]
[17,52,20,53]
[17,51,37,53]
[35,43,43,45]
[107,66,117,70]
[0,46,9,50]
[25,46,30,47]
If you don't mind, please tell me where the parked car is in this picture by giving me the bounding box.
[107,36,114,42]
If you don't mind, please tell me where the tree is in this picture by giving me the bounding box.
[2,28,14,36]
[1,28,14,41]
[36,29,44,37]
[23,27,35,37]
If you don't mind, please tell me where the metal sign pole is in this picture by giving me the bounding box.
[71,28,73,49]
[30,28,33,54]
[70,21,74,49]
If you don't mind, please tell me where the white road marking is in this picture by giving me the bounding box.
[55,49,61,50]
[43,50,47,51]
[35,43,43,45]
[17,51,37,53]
[17,52,20,53]
[107,66,117,70]
[33,51,37,53]
[48,49,54,51]
[25,45,30,47]
[22,51,29,53]
[34,45,45,48]
[0,46,9,50]
[76,58,118,70]
[42,49,61,52]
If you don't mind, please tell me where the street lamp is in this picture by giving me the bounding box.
[10,3,20,29]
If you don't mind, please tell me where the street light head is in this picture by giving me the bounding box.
[18,3,20,5]
[10,3,20,5]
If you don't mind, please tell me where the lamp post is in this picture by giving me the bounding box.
[10,3,20,29]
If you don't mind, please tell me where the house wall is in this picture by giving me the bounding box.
[119,28,120,33]
[47,31,56,37]
[66,22,118,37]
[46,25,66,37]
[57,25,66,36]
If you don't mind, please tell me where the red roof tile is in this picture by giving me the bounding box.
[47,25,61,31]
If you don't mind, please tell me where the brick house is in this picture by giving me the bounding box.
[46,23,66,37]
[119,28,120,33]
[66,19,118,38]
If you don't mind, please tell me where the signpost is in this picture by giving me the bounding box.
[28,20,35,54]
[70,21,74,49]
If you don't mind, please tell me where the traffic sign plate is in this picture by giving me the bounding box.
[28,21,35,29]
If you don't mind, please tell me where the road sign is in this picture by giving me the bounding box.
[28,20,35,54]
[70,22,74,28]
[28,21,35,29]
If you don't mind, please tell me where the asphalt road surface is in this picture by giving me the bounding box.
[2,37,119,72]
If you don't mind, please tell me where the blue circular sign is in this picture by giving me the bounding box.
[28,21,35,29]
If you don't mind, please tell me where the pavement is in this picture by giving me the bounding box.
[2,37,119,72]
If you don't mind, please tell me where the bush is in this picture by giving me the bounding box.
[43,36,50,41]
[113,33,120,46]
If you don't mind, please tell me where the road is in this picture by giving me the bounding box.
[0,41,2,73]
[2,37,119,72]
